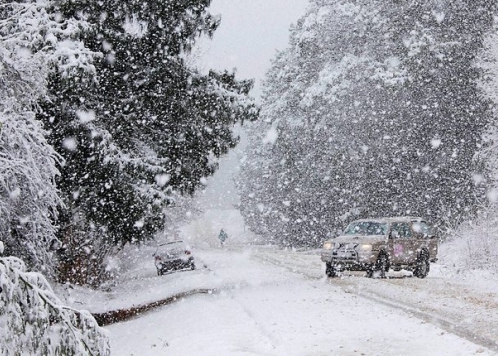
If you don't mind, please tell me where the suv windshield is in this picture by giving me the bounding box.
[343,221,388,236]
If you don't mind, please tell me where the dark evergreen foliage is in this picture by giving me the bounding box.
[38,0,257,283]
[238,0,496,247]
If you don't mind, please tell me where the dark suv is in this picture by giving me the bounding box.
[153,241,195,275]
[321,217,438,278]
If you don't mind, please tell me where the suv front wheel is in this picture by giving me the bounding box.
[367,253,389,278]
[325,262,337,277]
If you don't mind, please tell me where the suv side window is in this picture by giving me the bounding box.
[390,222,412,239]
[412,221,432,238]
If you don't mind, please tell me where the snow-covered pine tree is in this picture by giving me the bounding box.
[238,0,495,247]
[439,12,498,273]
[364,0,495,223]
[480,15,498,189]
[239,0,397,246]
[0,246,110,355]
[0,0,96,273]
[39,0,258,284]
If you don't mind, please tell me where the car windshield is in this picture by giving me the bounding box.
[160,241,185,248]
[343,221,388,236]
[155,241,186,253]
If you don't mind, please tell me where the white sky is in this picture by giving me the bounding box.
[195,0,309,99]
[192,0,310,211]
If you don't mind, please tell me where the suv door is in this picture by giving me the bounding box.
[388,222,414,265]
[412,220,438,261]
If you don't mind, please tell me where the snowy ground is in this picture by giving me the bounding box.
[52,121,498,355]
[55,228,498,355]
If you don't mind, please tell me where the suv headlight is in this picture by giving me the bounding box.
[359,244,372,252]
[323,241,333,250]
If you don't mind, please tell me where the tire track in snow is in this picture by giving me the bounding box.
[252,247,498,354]
[335,280,498,354]
[221,287,281,352]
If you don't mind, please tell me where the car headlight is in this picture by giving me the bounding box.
[323,241,333,250]
[359,244,372,252]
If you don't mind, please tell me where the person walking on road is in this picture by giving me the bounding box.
[218,229,228,247]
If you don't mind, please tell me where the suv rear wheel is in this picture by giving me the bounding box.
[413,251,430,278]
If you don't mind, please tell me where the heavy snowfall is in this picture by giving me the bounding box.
[1,0,498,355]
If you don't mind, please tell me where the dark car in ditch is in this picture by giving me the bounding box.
[153,240,196,275]
[321,217,438,278]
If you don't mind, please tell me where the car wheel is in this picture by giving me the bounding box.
[190,262,196,270]
[157,269,163,276]
[325,262,337,277]
[414,251,430,278]
[373,254,388,278]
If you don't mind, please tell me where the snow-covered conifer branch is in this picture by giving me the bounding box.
[0,0,100,273]
[0,255,110,355]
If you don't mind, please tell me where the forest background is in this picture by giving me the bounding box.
[2,2,498,353]
[2,0,498,288]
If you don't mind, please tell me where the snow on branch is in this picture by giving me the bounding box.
[0,0,100,273]
[0,254,110,355]
[0,1,99,77]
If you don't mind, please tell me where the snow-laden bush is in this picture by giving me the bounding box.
[0,251,110,355]
[440,208,498,273]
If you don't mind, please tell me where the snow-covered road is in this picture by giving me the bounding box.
[253,247,498,353]
[102,247,497,355]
